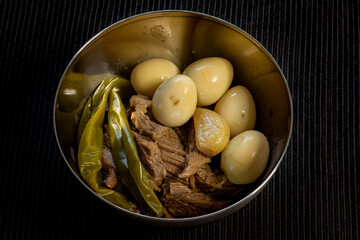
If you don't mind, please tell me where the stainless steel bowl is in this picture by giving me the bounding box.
[53,11,293,226]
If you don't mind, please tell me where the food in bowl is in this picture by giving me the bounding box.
[183,57,233,106]
[221,130,270,184]
[192,107,230,156]
[152,74,197,127]
[76,57,270,218]
[131,58,181,97]
[214,86,256,138]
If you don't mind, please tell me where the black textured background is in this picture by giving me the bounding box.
[0,0,359,239]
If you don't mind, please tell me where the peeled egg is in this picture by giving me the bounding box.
[221,130,269,184]
[214,86,256,138]
[193,107,230,157]
[131,58,180,97]
[183,57,233,106]
[152,75,197,127]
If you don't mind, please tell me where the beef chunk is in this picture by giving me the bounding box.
[161,182,231,218]
[103,124,112,148]
[195,165,243,199]
[132,131,166,191]
[130,95,168,140]
[105,167,117,189]
[157,128,187,176]
[101,146,116,169]
[128,94,242,217]
[195,164,227,189]
[167,182,192,195]
[129,94,187,183]
[176,123,211,178]
[101,126,118,189]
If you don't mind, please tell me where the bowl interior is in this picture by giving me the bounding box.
[54,11,292,225]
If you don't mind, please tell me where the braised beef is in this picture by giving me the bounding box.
[105,167,117,189]
[176,123,211,178]
[129,94,242,217]
[161,182,231,218]
[129,94,168,140]
[129,94,187,181]
[132,131,165,191]
[195,165,244,198]
[101,125,118,189]
[103,125,112,148]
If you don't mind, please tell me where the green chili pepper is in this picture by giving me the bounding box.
[108,87,163,217]
[77,76,137,212]
[77,75,134,143]
[77,94,93,144]
[110,89,163,217]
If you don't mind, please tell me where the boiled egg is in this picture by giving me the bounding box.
[152,75,197,127]
[221,130,269,184]
[131,58,180,97]
[183,57,233,106]
[214,85,256,138]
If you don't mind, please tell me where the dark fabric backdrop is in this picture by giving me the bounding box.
[0,0,359,239]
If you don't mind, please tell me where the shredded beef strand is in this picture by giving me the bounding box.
[176,123,211,178]
[161,182,231,218]
[101,146,116,169]
[132,131,166,188]
[101,129,118,189]
[105,167,118,189]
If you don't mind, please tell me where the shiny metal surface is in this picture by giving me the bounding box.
[53,11,293,226]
